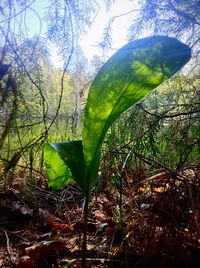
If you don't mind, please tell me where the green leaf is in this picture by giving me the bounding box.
[44,143,72,191]
[82,35,191,191]
[50,140,85,191]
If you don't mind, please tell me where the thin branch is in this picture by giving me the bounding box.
[47,0,75,131]
[0,28,48,131]
[0,228,13,264]
[0,0,36,23]
[139,103,200,119]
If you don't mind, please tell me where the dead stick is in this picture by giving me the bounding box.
[0,228,13,264]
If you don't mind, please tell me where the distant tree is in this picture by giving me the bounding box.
[68,45,90,135]
[90,55,105,77]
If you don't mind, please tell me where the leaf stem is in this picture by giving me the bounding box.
[82,192,89,268]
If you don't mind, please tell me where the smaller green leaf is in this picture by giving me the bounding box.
[50,140,86,192]
[44,143,72,191]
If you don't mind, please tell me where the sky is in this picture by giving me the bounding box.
[23,0,139,67]
[80,0,139,59]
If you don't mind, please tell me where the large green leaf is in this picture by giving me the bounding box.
[82,35,191,191]
[50,140,85,191]
[44,143,72,191]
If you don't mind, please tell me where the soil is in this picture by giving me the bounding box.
[0,171,200,268]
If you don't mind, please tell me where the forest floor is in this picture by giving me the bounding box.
[0,169,200,268]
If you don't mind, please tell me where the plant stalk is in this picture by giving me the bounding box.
[82,192,89,268]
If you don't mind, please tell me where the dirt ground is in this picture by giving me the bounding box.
[1,170,200,268]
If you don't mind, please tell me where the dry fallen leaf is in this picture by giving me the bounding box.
[25,240,67,257]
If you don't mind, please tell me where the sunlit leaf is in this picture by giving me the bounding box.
[82,35,191,192]
[50,140,85,191]
[44,143,72,190]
